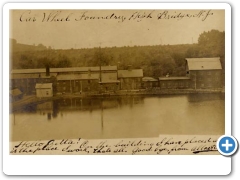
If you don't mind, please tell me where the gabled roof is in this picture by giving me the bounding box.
[118,69,143,78]
[186,57,222,70]
[159,77,190,81]
[35,83,52,89]
[142,77,158,82]
[11,66,117,74]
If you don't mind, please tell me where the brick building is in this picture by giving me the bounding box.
[186,57,223,89]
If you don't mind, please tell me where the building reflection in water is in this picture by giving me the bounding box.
[10,94,225,141]
[34,96,144,125]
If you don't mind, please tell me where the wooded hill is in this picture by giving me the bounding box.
[10,30,225,78]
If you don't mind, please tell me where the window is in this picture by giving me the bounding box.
[46,91,49,95]
[207,83,212,88]
[207,71,212,75]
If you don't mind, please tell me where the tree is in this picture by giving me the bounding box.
[57,55,71,67]
[198,30,225,57]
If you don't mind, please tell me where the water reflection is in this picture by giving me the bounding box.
[10,94,225,141]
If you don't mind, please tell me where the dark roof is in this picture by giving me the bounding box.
[10,88,22,96]
[142,77,158,82]
[118,69,143,78]
[57,74,99,81]
[11,66,117,74]
[186,57,222,70]
[35,83,52,89]
[159,77,190,81]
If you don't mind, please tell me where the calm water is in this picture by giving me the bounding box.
[10,94,225,141]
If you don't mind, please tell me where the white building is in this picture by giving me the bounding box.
[35,83,53,97]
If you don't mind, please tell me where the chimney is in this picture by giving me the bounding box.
[127,65,132,71]
[46,65,50,76]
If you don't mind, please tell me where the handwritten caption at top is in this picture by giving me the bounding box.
[10,136,220,155]
[19,10,214,23]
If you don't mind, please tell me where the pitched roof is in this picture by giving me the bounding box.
[118,69,143,78]
[186,57,222,70]
[142,77,158,82]
[35,83,52,89]
[57,74,99,81]
[11,66,117,74]
[159,77,190,81]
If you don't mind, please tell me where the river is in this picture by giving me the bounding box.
[9,94,225,142]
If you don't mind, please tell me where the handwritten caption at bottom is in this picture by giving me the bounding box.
[10,135,220,155]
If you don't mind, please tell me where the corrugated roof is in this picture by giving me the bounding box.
[186,57,222,70]
[118,69,143,78]
[142,77,158,82]
[159,77,190,80]
[57,74,99,81]
[11,66,117,74]
[10,88,22,96]
[35,83,52,89]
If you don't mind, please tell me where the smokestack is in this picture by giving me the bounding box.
[46,65,50,76]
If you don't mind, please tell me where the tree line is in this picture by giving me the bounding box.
[10,29,225,78]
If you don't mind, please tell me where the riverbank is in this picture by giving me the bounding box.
[11,88,224,112]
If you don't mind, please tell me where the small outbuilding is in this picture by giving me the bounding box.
[35,83,53,97]
[10,88,23,102]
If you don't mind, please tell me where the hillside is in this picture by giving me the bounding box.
[10,30,225,78]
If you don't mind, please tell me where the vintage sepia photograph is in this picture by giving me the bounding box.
[9,9,225,154]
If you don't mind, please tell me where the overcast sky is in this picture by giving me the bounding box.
[10,9,225,49]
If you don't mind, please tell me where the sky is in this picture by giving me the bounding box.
[10,9,225,49]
